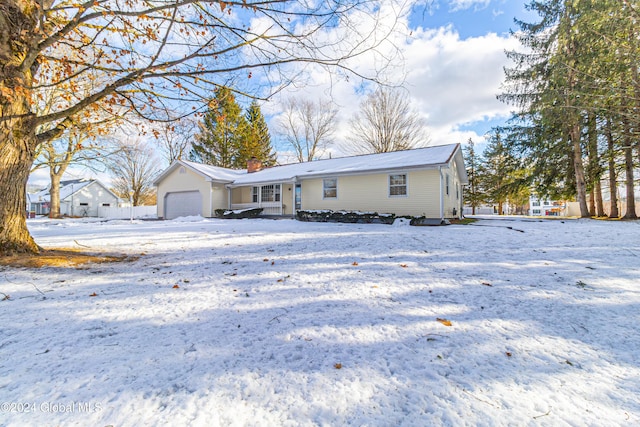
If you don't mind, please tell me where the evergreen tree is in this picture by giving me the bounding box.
[499,0,640,218]
[243,101,277,167]
[479,130,529,215]
[190,87,248,169]
[463,139,484,214]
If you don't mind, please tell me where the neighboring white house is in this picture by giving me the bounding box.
[529,196,566,216]
[28,179,120,217]
[154,143,468,220]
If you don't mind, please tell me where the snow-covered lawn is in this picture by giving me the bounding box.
[1,216,639,426]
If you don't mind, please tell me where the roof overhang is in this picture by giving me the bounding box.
[153,160,237,186]
[225,164,449,188]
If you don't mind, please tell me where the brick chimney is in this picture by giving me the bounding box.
[247,157,262,173]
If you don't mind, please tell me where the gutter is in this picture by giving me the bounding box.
[225,165,449,188]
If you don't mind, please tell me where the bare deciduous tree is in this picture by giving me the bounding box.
[1,0,402,253]
[108,141,160,206]
[153,118,197,165]
[347,87,429,154]
[277,98,338,162]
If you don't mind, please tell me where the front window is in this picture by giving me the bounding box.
[389,174,407,197]
[252,185,281,203]
[323,179,337,199]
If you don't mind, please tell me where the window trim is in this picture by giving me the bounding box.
[323,178,338,199]
[388,173,408,198]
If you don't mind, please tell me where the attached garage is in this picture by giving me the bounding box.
[164,191,202,219]
[154,161,245,219]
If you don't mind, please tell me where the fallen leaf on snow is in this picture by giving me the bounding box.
[89,292,98,297]
[400,264,408,268]
[506,352,512,357]
[172,284,180,289]
[482,282,493,287]
[436,318,452,326]
[334,363,342,369]
[263,258,269,262]
[352,261,359,266]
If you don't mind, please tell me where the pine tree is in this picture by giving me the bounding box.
[463,139,484,214]
[479,130,529,215]
[243,101,277,167]
[190,87,248,169]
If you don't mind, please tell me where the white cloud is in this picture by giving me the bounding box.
[264,7,520,154]
[403,26,519,144]
[447,0,491,12]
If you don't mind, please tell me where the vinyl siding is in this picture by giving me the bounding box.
[300,169,442,217]
[62,182,119,217]
[157,166,226,218]
[442,160,463,218]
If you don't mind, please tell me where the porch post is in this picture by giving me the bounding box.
[291,182,295,216]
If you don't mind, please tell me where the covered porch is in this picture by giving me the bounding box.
[229,182,298,216]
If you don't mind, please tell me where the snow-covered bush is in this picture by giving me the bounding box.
[296,210,395,224]
[215,208,263,219]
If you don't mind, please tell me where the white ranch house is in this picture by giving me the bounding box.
[153,143,468,220]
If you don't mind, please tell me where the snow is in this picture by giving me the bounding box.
[28,179,94,203]
[180,160,247,182]
[229,144,462,186]
[1,216,639,426]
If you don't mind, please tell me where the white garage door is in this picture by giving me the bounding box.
[165,191,202,219]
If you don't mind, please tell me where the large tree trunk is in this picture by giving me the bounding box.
[0,1,42,253]
[569,122,590,218]
[622,117,637,219]
[48,171,62,218]
[623,146,637,219]
[594,179,605,217]
[586,112,605,217]
[0,120,40,254]
[606,118,619,218]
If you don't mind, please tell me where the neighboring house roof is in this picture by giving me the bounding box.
[29,179,118,203]
[154,144,468,187]
[153,159,247,186]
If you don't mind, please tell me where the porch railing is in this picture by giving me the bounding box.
[230,202,282,216]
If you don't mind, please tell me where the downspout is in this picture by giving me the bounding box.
[439,166,444,219]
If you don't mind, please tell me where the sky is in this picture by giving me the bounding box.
[263,0,536,160]
[28,0,536,189]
